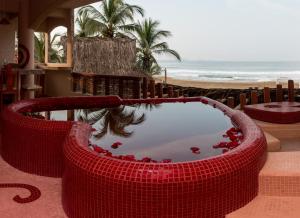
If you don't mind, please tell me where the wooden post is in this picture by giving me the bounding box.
[288,80,295,102]
[276,84,283,102]
[81,76,87,94]
[133,79,141,99]
[179,89,183,97]
[227,97,235,109]
[40,73,45,96]
[164,68,167,84]
[118,78,124,99]
[67,110,75,121]
[44,33,49,65]
[251,91,258,105]
[167,86,174,98]
[105,77,110,96]
[92,77,97,96]
[72,74,77,92]
[149,80,155,98]
[174,90,179,98]
[142,77,148,99]
[239,93,247,110]
[264,87,271,103]
[157,83,163,98]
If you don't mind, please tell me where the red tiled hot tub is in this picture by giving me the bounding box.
[244,102,300,124]
[0,97,267,218]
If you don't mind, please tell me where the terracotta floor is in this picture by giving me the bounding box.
[280,138,300,152]
[0,156,67,218]
[227,196,300,218]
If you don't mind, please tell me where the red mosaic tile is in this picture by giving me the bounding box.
[244,102,300,124]
[0,96,267,217]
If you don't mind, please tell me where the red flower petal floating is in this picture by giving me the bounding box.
[218,127,243,150]
[162,159,172,163]
[111,141,123,149]
[124,155,136,161]
[142,157,152,163]
[238,135,244,140]
[104,151,112,157]
[226,130,233,136]
[93,145,105,154]
[111,144,119,149]
[213,142,228,149]
[191,147,201,154]
[116,155,124,160]
[228,141,239,149]
[228,127,237,132]
[229,135,238,142]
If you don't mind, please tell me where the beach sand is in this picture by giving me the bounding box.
[155,76,299,90]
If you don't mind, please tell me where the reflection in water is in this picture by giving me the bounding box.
[23,112,45,119]
[24,102,243,162]
[135,103,161,111]
[77,105,145,138]
[84,102,241,162]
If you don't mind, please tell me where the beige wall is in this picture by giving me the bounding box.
[29,0,99,29]
[0,19,17,66]
[44,68,82,97]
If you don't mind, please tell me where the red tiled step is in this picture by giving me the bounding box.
[226,195,300,218]
[264,131,281,152]
[259,152,300,197]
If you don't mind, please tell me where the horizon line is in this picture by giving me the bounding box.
[158,59,300,63]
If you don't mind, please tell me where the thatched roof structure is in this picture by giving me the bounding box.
[73,37,145,78]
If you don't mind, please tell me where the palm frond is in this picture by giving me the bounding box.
[154,48,181,60]
[76,0,144,38]
[131,18,181,75]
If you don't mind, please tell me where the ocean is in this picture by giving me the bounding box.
[158,61,300,83]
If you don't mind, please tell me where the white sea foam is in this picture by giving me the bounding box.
[159,61,300,83]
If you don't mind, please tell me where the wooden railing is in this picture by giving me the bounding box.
[72,73,184,99]
[226,80,296,110]
[72,74,299,108]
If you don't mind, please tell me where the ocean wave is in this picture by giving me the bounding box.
[165,69,300,82]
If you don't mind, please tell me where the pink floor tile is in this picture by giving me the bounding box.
[0,156,67,218]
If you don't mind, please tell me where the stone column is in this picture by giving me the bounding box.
[44,32,49,65]
[18,0,35,99]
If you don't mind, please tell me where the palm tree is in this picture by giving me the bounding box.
[77,106,145,138]
[130,18,181,76]
[34,33,45,63]
[149,63,162,76]
[76,6,103,37]
[34,33,65,63]
[76,0,144,38]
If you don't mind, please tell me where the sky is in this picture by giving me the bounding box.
[78,0,300,62]
[127,0,300,62]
